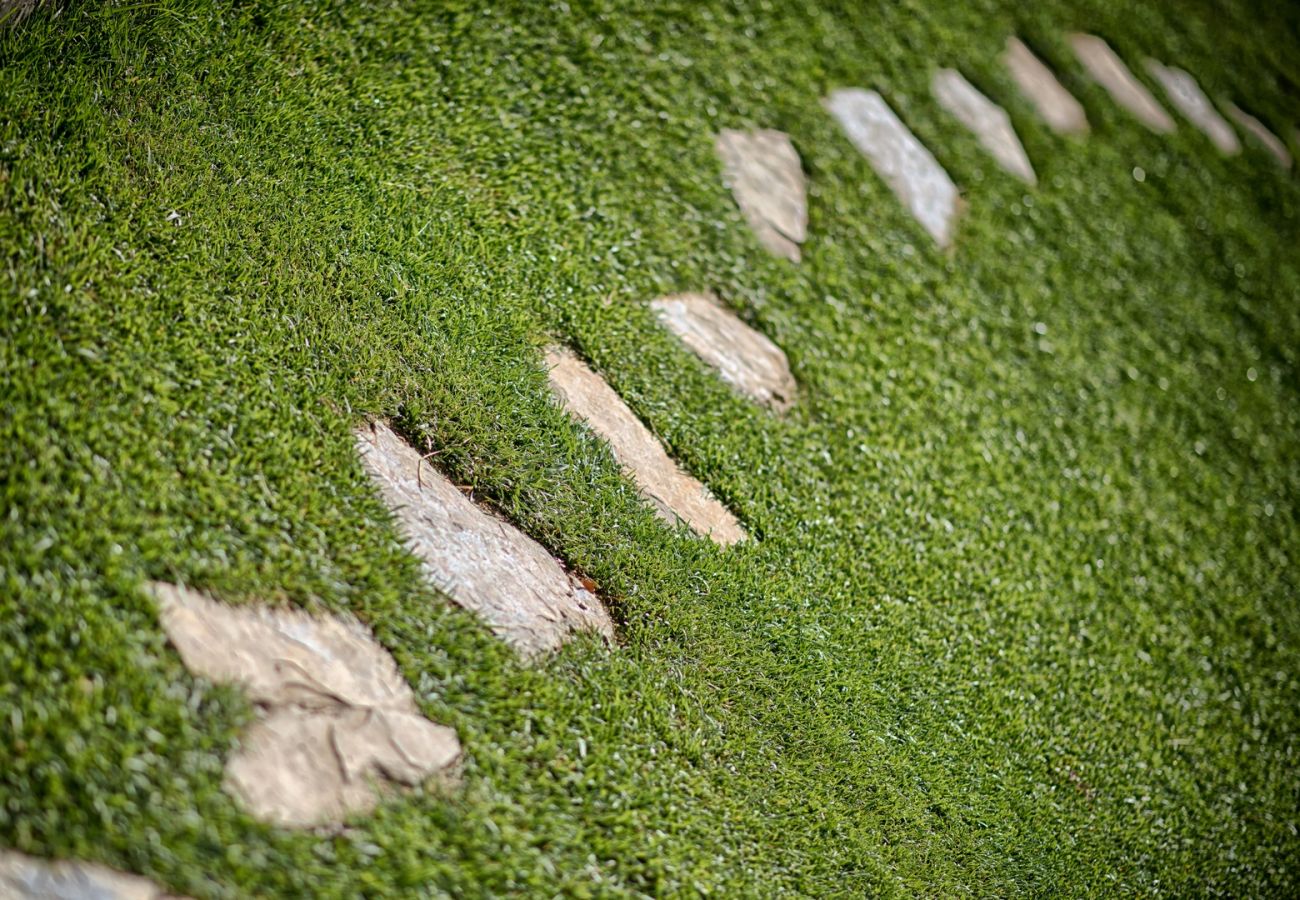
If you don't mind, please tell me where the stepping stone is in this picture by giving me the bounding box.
[149,581,462,828]
[0,851,186,899]
[825,88,960,247]
[1068,34,1176,133]
[650,292,797,412]
[931,69,1037,184]
[356,420,614,658]
[1003,37,1089,135]
[1224,101,1293,169]
[1143,60,1240,154]
[715,129,808,262]
[545,348,746,546]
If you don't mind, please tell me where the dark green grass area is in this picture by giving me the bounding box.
[3,0,1299,895]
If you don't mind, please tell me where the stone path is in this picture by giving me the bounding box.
[825,88,960,247]
[1003,37,1089,135]
[715,129,808,262]
[1224,101,1293,169]
[651,292,797,412]
[1069,33,1176,133]
[932,68,1036,184]
[356,420,615,657]
[546,347,746,545]
[0,851,186,899]
[1144,60,1240,154]
[149,582,462,828]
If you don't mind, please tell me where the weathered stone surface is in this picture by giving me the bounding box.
[825,88,960,247]
[149,581,462,827]
[0,850,183,899]
[1224,101,1293,169]
[545,348,746,545]
[1003,37,1089,135]
[715,129,808,262]
[932,69,1037,184]
[356,421,614,657]
[1144,60,1239,154]
[1068,34,1175,133]
[651,292,796,412]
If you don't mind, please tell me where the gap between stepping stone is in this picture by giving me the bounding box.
[825,88,960,247]
[355,420,615,658]
[545,347,747,546]
[715,128,808,262]
[1144,60,1239,154]
[932,68,1037,185]
[0,850,187,899]
[650,292,797,412]
[1068,33,1175,134]
[1003,36,1089,135]
[149,581,462,828]
[1223,101,1293,169]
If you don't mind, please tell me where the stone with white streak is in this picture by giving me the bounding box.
[932,69,1036,184]
[825,88,960,247]
[0,851,185,899]
[545,347,746,545]
[1224,101,1292,169]
[651,292,797,412]
[1068,34,1175,133]
[1003,37,1089,135]
[715,129,808,262]
[1144,60,1239,154]
[355,420,614,658]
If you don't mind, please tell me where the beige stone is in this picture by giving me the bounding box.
[1144,60,1239,154]
[355,421,614,657]
[651,292,796,412]
[1068,34,1175,133]
[1224,101,1293,169]
[149,582,461,827]
[825,88,960,247]
[0,850,183,899]
[1003,37,1089,135]
[932,69,1037,184]
[714,129,808,262]
[545,348,746,545]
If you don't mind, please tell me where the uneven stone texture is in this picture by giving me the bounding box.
[149,582,461,827]
[0,850,183,899]
[1144,60,1240,154]
[1224,101,1293,169]
[545,348,746,545]
[825,88,960,247]
[1003,37,1089,135]
[932,69,1037,184]
[356,421,614,657]
[651,292,797,412]
[714,129,808,262]
[1068,33,1175,133]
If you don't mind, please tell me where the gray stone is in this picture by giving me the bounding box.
[715,129,808,262]
[650,292,797,412]
[1224,101,1293,169]
[932,68,1037,184]
[149,582,462,828]
[1144,60,1239,154]
[825,88,960,247]
[355,421,614,658]
[1003,37,1089,135]
[1068,34,1175,133]
[0,850,183,899]
[545,348,746,545]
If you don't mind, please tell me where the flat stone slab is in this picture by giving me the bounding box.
[932,68,1037,184]
[149,581,462,827]
[1224,101,1293,169]
[650,292,796,412]
[1069,33,1175,133]
[824,88,960,247]
[545,348,746,545]
[1003,37,1089,135]
[0,851,184,899]
[715,129,808,262]
[1144,60,1239,154]
[356,421,614,657]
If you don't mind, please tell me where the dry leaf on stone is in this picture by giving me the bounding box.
[715,129,808,262]
[932,69,1037,184]
[1003,37,1089,135]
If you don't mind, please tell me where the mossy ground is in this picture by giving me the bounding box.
[2,1,1298,896]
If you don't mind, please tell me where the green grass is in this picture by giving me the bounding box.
[2,0,1299,895]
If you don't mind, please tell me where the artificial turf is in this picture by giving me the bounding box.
[2,0,1298,895]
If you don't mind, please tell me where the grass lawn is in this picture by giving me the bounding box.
[2,0,1298,895]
